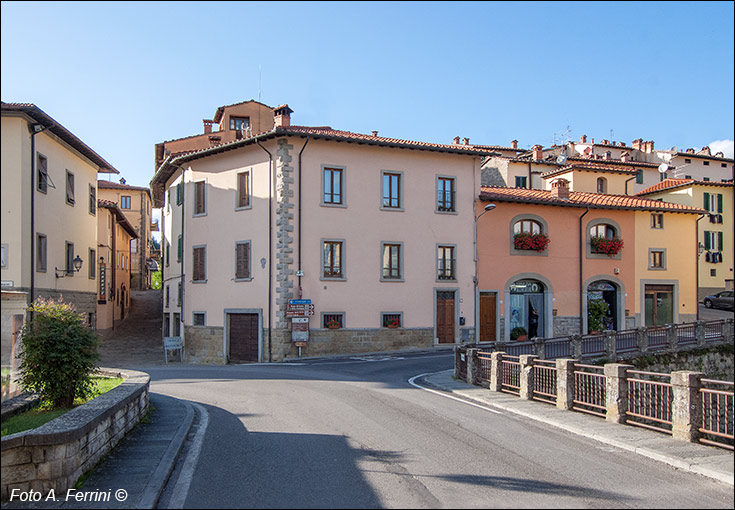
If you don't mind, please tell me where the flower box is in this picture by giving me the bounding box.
[513,232,550,252]
[591,236,624,256]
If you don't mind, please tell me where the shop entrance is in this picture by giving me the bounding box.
[644,285,674,326]
[587,280,618,332]
[509,280,545,339]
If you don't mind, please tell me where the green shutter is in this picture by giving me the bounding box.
[636,169,643,184]
[703,192,710,210]
[704,232,711,250]
[717,194,723,213]
[718,232,723,251]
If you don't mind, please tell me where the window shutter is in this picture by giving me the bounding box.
[704,232,711,250]
[717,194,723,213]
[67,173,75,203]
[194,247,205,281]
[238,173,249,208]
[236,243,250,279]
[195,182,204,213]
[703,193,710,210]
[717,232,723,251]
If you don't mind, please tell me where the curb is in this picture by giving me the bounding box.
[138,399,195,509]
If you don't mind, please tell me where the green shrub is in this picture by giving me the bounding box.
[588,299,610,332]
[18,298,101,409]
[510,327,527,340]
[151,270,162,290]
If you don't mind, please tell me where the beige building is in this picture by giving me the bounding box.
[98,179,156,290]
[637,179,734,299]
[96,199,138,331]
[1,102,118,330]
[152,105,495,363]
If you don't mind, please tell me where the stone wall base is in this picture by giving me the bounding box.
[183,325,225,365]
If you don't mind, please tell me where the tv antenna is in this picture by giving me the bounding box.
[553,125,572,146]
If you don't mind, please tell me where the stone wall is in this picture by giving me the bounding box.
[629,346,734,381]
[1,369,150,500]
[184,325,225,365]
[14,288,97,328]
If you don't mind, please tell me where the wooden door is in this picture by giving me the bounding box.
[229,313,259,362]
[436,291,455,344]
[480,293,497,342]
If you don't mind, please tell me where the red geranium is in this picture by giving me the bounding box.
[591,236,624,256]
[513,232,551,252]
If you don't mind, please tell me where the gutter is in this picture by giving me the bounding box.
[579,207,590,334]
[256,139,273,363]
[696,213,706,319]
[297,137,310,295]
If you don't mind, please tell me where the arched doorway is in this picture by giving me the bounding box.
[509,279,545,339]
[587,280,617,332]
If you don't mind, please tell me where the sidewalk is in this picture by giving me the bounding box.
[3,394,194,509]
[422,369,734,486]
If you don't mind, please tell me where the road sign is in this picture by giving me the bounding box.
[289,299,312,305]
[285,310,314,317]
[292,317,309,342]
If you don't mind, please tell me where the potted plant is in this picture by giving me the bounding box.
[513,232,550,252]
[326,319,341,329]
[386,318,400,328]
[588,299,610,334]
[590,236,624,256]
[510,326,528,341]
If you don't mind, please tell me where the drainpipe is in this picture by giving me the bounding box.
[527,162,532,189]
[165,161,187,341]
[111,212,117,331]
[579,207,590,334]
[624,175,637,196]
[297,137,310,296]
[696,213,706,320]
[256,138,273,362]
[27,121,54,317]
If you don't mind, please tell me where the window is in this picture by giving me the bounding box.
[163,313,170,337]
[177,235,182,262]
[176,182,182,205]
[177,282,182,306]
[437,176,456,211]
[381,243,402,280]
[437,245,456,280]
[237,171,251,209]
[229,116,249,131]
[703,193,723,214]
[704,231,724,251]
[194,181,206,215]
[635,169,644,184]
[323,313,344,329]
[514,176,527,189]
[120,195,131,209]
[684,158,692,164]
[193,246,206,282]
[659,172,667,182]
[166,243,170,267]
[173,313,181,336]
[323,167,343,205]
[131,238,138,254]
[590,223,616,240]
[514,219,542,235]
[649,250,665,269]
[703,161,710,166]
[685,175,692,179]
[722,163,727,168]
[37,234,47,272]
[37,154,48,193]
[193,312,206,326]
[65,242,75,275]
[165,285,170,308]
[322,240,343,279]
[710,269,717,277]
[1,244,7,269]
[651,213,664,229]
[703,177,710,181]
[89,249,96,279]
[382,313,402,328]
[66,171,75,205]
[235,241,251,280]
[381,171,402,210]
[89,185,96,215]
[596,177,607,193]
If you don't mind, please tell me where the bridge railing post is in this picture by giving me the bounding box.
[466,348,480,386]
[489,351,505,392]
[666,323,678,351]
[604,363,634,424]
[556,359,576,410]
[637,327,649,353]
[671,370,704,443]
[519,355,538,400]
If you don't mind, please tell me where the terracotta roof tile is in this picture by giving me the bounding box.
[541,163,639,178]
[479,186,705,214]
[637,178,734,196]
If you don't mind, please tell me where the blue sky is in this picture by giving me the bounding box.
[2,1,733,191]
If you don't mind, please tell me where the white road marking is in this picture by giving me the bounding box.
[408,371,503,415]
[166,402,209,509]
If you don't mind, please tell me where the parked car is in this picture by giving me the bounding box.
[703,291,735,311]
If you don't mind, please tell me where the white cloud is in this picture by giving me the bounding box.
[708,139,734,159]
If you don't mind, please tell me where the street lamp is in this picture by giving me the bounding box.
[474,203,496,343]
[56,255,83,278]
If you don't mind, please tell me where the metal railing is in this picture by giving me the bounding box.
[573,364,606,418]
[581,334,605,359]
[478,351,492,385]
[647,327,668,350]
[615,329,638,354]
[544,337,571,359]
[532,359,557,405]
[700,379,734,450]
[501,355,521,396]
[676,322,697,347]
[626,370,673,434]
[704,320,725,342]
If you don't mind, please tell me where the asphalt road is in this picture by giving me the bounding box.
[146,352,734,509]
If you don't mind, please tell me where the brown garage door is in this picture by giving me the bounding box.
[229,313,259,363]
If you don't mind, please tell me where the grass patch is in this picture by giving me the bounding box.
[1,376,123,437]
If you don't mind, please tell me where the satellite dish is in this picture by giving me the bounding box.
[670,146,678,153]
[556,154,567,164]
[658,163,669,174]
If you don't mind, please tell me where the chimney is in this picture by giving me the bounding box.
[580,134,587,143]
[686,148,695,154]
[511,139,518,149]
[453,136,460,144]
[645,140,654,153]
[715,151,724,158]
[590,138,595,144]
[532,144,543,160]
[273,104,293,128]
[371,130,379,137]
[462,137,470,145]
[699,146,711,156]
[601,139,609,145]
[620,151,630,162]
[550,178,570,200]
[632,138,642,151]
[203,119,214,134]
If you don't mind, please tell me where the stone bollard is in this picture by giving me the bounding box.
[466,348,480,386]
[724,318,734,343]
[519,355,538,400]
[604,363,634,424]
[489,351,505,392]
[603,330,617,362]
[637,327,648,353]
[666,323,678,350]
[695,320,706,347]
[454,345,462,380]
[569,334,582,359]
[556,359,576,410]
[671,371,704,443]
[534,338,546,359]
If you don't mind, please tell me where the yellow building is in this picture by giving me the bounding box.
[637,179,734,300]
[1,102,118,328]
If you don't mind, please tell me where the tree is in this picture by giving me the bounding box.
[18,298,101,409]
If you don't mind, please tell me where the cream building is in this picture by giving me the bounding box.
[152,106,494,363]
[1,102,118,330]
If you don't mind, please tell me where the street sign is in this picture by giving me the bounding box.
[289,299,312,305]
[291,317,309,342]
[285,310,314,317]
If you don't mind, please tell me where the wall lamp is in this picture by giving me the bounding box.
[56,255,83,278]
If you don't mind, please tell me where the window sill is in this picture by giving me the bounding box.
[192,279,207,284]
[648,267,667,271]
[380,206,405,212]
[320,202,347,209]
[510,248,549,257]
[435,209,458,215]
[234,277,253,282]
[321,276,346,281]
[234,205,252,212]
[380,277,405,282]
[193,213,207,218]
